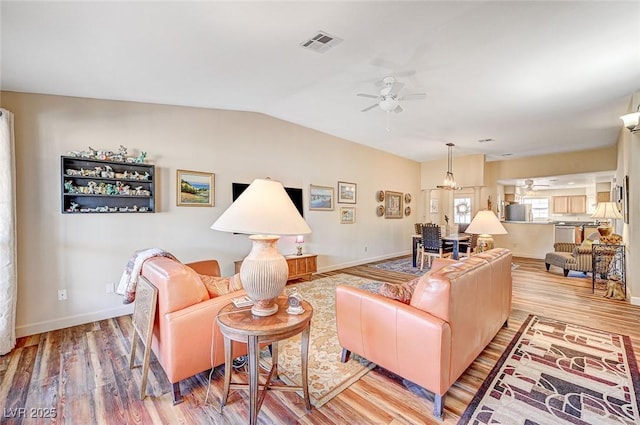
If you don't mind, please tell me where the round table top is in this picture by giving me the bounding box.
[217,296,313,340]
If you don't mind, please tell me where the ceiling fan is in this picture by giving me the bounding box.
[519,179,551,190]
[357,76,425,113]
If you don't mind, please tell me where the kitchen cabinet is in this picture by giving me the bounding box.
[552,195,586,214]
[597,192,611,202]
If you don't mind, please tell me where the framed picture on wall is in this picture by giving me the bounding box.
[385,191,403,219]
[430,198,439,214]
[309,184,334,211]
[337,181,357,204]
[340,207,355,224]
[177,170,214,207]
[624,175,629,224]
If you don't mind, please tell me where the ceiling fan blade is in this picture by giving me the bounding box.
[357,93,380,99]
[394,105,403,113]
[361,103,379,112]
[398,93,426,101]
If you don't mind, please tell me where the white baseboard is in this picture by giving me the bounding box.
[16,305,134,338]
[630,296,640,306]
[317,251,411,274]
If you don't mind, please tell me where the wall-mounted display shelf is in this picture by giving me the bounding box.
[61,156,155,214]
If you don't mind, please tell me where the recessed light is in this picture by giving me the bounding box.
[568,182,575,185]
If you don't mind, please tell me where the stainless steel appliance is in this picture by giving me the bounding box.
[555,225,576,243]
[505,204,532,221]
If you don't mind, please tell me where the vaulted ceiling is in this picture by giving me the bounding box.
[1,1,639,162]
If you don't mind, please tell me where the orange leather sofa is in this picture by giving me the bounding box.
[140,257,247,404]
[336,248,512,420]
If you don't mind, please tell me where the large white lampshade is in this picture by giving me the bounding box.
[465,210,507,252]
[211,178,311,316]
[591,201,622,236]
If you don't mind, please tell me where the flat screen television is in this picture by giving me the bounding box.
[232,182,304,218]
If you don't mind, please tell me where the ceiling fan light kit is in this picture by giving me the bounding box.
[357,75,425,114]
[436,143,461,190]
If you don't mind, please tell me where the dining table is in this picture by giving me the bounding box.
[442,233,471,260]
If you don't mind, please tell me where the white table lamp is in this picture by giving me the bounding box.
[211,178,311,316]
[591,202,622,236]
[465,210,507,253]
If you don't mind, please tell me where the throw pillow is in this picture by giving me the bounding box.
[229,273,244,291]
[200,275,232,298]
[200,273,244,298]
[359,277,420,305]
[580,238,593,249]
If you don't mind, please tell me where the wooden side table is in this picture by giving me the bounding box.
[217,297,313,425]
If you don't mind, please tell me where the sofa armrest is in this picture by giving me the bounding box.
[186,259,221,277]
[156,289,246,382]
[335,285,451,394]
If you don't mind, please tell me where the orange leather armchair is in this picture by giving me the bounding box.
[140,257,248,404]
[336,248,512,420]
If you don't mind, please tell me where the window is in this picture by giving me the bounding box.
[454,196,472,224]
[522,197,549,220]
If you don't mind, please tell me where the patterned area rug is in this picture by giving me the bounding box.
[459,315,640,424]
[368,257,427,276]
[260,274,377,407]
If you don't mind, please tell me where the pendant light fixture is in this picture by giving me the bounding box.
[436,143,461,190]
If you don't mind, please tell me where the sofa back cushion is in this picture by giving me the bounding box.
[410,248,512,384]
[142,257,209,314]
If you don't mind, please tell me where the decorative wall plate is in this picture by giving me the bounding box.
[377,190,385,202]
[404,193,411,203]
[376,205,385,217]
[405,206,411,216]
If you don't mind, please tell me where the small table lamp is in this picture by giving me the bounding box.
[211,178,311,316]
[295,235,304,256]
[465,210,508,253]
[591,201,622,236]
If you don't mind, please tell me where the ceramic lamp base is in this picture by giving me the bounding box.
[251,299,279,317]
[476,234,494,253]
[240,235,289,317]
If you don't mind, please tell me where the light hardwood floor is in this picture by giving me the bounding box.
[1,257,638,424]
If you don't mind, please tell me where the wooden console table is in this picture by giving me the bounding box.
[217,297,313,425]
[235,253,317,281]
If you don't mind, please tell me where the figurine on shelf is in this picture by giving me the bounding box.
[64,180,77,193]
[142,171,150,180]
[69,202,79,212]
[135,151,147,164]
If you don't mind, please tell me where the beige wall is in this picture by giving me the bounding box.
[1,91,421,336]
[619,91,638,305]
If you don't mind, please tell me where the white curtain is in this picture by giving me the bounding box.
[0,108,17,355]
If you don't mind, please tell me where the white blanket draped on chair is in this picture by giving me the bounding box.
[0,109,17,355]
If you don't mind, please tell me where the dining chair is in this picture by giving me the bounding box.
[459,233,478,259]
[419,224,454,270]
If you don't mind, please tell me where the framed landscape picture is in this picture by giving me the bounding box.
[340,207,355,224]
[337,181,357,204]
[177,170,214,206]
[385,191,403,219]
[309,184,334,211]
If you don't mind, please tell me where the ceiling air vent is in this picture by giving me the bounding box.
[300,31,343,53]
